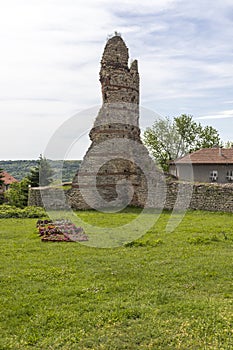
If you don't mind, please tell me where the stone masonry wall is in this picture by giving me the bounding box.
[28,187,71,210]
[29,181,233,213]
[165,181,233,212]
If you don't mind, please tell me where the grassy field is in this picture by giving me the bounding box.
[0,210,233,349]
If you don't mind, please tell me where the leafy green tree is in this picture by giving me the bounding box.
[224,141,233,148]
[143,114,221,172]
[143,117,179,172]
[28,154,54,187]
[0,168,4,187]
[0,169,4,204]
[5,177,30,208]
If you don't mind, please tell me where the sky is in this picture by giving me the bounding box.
[1,0,233,160]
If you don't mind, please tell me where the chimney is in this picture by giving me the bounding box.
[219,146,223,156]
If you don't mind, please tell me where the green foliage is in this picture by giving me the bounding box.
[0,168,4,204]
[0,168,4,187]
[0,160,39,181]
[28,166,39,187]
[224,140,233,148]
[143,117,178,171]
[28,154,54,187]
[143,114,221,171]
[61,160,81,182]
[125,238,163,247]
[0,160,81,182]
[0,210,232,348]
[0,204,46,218]
[0,194,4,205]
[187,233,223,244]
[5,177,30,208]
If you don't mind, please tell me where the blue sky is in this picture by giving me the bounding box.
[0,0,233,160]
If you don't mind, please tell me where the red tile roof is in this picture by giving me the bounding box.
[173,148,233,164]
[1,171,18,185]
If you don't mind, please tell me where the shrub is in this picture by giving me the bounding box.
[0,205,46,218]
[0,193,4,205]
[5,177,30,208]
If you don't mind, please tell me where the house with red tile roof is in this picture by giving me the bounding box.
[169,148,233,183]
[0,171,18,193]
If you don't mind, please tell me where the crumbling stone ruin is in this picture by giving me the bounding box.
[69,34,163,210]
[27,35,233,214]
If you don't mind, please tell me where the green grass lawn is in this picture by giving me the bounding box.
[0,210,233,349]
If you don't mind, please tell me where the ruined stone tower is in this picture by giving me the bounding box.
[99,34,139,104]
[90,34,140,144]
[70,34,162,210]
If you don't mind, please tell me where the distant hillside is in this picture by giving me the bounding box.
[0,160,81,182]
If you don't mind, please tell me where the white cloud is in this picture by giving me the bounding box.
[197,110,233,120]
[0,0,233,159]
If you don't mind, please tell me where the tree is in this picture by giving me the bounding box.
[143,114,221,172]
[0,169,4,204]
[5,177,30,208]
[224,141,233,148]
[0,168,4,187]
[28,154,54,187]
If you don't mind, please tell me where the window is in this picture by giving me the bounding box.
[226,170,233,181]
[209,170,218,181]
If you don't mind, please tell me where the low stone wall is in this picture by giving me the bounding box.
[28,181,233,213]
[28,186,71,210]
[165,181,233,213]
